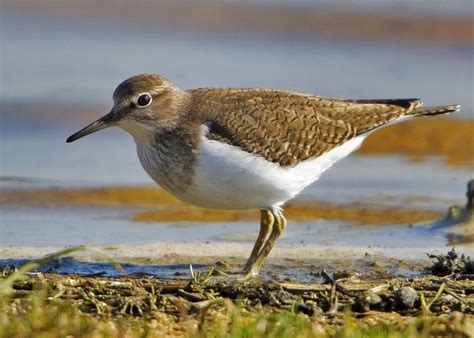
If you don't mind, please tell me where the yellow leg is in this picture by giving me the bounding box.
[242,209,286,277]
[243,209,273,273]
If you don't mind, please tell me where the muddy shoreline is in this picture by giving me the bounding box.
[1,249,473,337]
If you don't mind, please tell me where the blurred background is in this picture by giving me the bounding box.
[0,1,473,263]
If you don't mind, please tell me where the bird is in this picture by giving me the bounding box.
[66,74,460,278]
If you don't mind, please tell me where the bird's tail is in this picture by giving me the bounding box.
[408,104,461,117]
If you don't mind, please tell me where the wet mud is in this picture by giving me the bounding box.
[1,250,473,336]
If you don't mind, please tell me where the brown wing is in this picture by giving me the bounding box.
[189,88,421,166]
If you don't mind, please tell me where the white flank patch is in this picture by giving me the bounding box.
[181,132,366,210]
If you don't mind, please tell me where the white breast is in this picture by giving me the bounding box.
[181,134,366,210]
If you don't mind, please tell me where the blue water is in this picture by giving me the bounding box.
[0,120,471,206]
[0,257,207,279]
[206,0,474,16]
[1,9,472,117]
[0,5,472,274]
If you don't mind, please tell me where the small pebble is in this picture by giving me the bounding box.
[295,303,314,316]
[352,291,382,312]
[395,286,418,309]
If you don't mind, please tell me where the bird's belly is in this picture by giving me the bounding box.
[180,136,365,210]
[182,149,294,210]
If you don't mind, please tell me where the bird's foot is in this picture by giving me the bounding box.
[205,260,261,280]
[211,266,259,280]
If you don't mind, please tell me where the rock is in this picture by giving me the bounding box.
[352,291,382,312]
[295,303,315,316]
[395,286,419,309]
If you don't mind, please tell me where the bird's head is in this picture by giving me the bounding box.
[66,74,188,143]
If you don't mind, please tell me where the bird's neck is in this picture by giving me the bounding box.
[135,125,201,195]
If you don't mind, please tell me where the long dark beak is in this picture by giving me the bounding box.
[66,110,118,143]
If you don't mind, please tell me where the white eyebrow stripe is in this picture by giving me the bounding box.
[149,87,164,96]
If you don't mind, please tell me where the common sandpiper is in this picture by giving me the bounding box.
[66,74,460,278]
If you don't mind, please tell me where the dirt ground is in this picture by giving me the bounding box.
[2,249,473,337]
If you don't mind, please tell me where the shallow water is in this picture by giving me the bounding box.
[0,254,439,281]
[1,9,472,117]
[0,257,208,279]
[0,203,449,248]
[1,120,471,202]
[1,5,473,278]
[1,116,472,270]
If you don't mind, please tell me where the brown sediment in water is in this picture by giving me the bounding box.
[132,203,441,225]
[357,117,474,169]
[0,186,441,225]
[0,186,181,208]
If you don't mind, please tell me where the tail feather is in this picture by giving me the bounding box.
[409,104,461,117]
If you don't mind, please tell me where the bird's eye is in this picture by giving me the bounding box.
[136,93,152,107]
